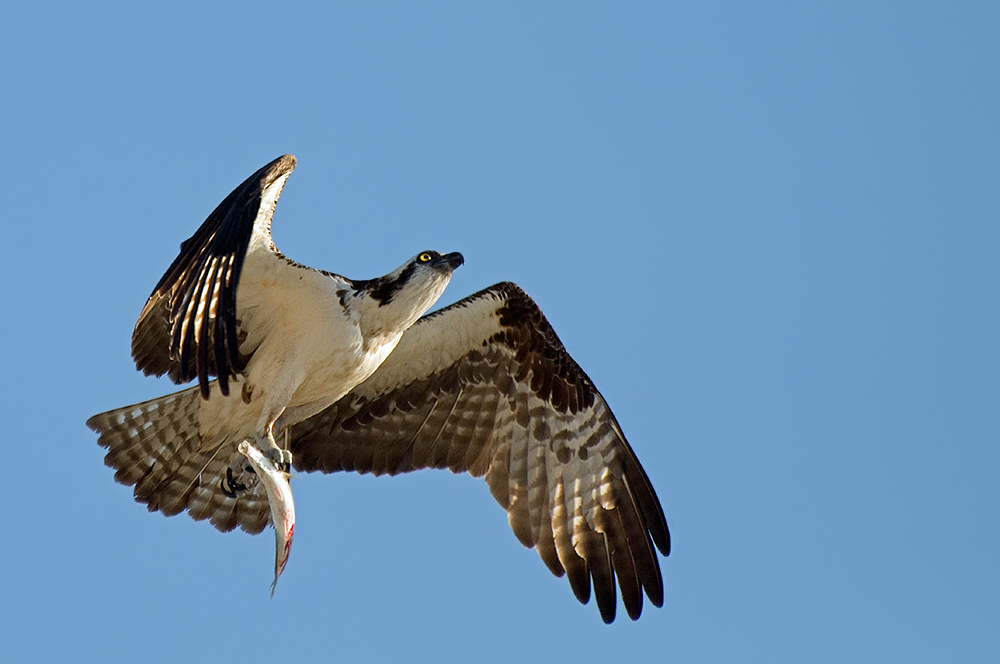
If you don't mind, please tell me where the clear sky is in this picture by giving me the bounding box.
[2,2,997,662]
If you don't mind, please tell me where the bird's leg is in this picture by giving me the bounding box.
[255,401,294,470]
[255,423,293,470]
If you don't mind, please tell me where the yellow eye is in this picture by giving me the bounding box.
[419,252,433,262]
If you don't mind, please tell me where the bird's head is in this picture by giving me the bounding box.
[350,250,464,339]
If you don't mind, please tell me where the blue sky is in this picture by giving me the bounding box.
[2,2,998,662]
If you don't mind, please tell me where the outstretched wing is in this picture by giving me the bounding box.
[289,282,670,623]
[131,154,296,399]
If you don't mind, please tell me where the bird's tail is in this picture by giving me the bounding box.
[87,386,272,534]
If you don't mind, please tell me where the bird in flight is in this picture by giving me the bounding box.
[87,155,670,623]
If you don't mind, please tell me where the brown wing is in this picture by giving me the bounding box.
[289,282,670,623]
[131,155,296,399]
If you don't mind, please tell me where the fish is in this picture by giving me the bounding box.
[238,440,295,596]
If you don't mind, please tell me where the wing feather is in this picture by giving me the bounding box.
[131,154,296,399]
[289,282,669,621]
[552,478,591,604]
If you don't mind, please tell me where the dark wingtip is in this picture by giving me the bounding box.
[652,516,671,556]
[599,600,617,624]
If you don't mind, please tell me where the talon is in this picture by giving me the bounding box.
[227,466,248,492]
[264,446,293,471]
[220,466,247,498]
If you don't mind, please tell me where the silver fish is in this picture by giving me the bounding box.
[238,441,295,596]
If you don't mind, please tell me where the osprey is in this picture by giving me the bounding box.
[87,155,670,623]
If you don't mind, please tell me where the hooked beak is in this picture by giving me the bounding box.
[434,251,465,272]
